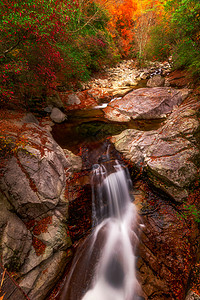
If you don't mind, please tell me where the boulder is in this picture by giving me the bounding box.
[103,87,190,122]
[147,75,165,87]
[0,122,82,299]
[111,102,200,202]
[50,107,67,123]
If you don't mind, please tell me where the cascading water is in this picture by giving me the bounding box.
[59,157,141,300]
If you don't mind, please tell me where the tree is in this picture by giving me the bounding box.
[95,0,137,56]
[0,0,117,107]
[133,0,166,60]
[165,0,200,73]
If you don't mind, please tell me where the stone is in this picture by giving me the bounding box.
[63,148,82,172]
[22,113,39,125]
[185,291,200,300]
[0,123,81,219]
[20,250,72,300]
[103,106,131,122]
[104,87,189,122]
[0,201,32,270]
[147,75,165,87]
[67,93,81,105]
[0,122,82,299]
[43,105,53,113]
[21,214,71,274]
[140,71,150,80]
[59,90,98,111]
[111,102,200,202]
[50,107,67,123]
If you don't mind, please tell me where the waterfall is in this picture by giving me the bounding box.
[59,158,141,300]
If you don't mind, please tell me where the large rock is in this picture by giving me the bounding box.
[111,102,200,202]
[50,107,67,123]
[0,122,82,299]
[147,74,165,87]
[103,87,190,122]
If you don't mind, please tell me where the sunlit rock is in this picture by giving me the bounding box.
[104,87,190,122]
[0,121,82,299]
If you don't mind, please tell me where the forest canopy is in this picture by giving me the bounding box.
[0,0,199,106]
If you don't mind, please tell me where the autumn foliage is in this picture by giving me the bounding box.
[96,0,137,55]
[0,0,118,106]
[0,0,199,108]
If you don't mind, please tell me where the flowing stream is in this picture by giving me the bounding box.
[59,154,141,300]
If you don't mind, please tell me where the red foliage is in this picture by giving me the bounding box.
[33,216,53,235]
[32,237,46,256]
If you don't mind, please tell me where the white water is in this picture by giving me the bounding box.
[59,159,140,300]
[93,97,122,109]
[82,160,140,300]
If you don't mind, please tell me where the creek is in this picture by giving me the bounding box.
[50,88,165,299]
[52,107,164,154]
[49,72,198,299]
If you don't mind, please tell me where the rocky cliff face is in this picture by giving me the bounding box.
[0,118,82,300]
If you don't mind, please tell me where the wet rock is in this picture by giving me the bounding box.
[104,87,189,122]
[147,75,165,87]
[50,107,67,123]
[112,102,200,202]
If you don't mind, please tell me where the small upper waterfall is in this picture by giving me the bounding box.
[59,157,141,300]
